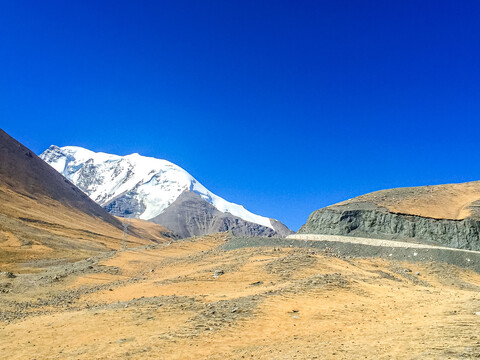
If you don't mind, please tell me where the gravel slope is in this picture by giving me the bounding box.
[223,235,480,273]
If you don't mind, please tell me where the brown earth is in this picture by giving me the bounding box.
[1,234,480,359]
[0,129,171,272]
[335,180,480,220]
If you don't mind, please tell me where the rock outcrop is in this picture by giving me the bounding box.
[299,181,480,251]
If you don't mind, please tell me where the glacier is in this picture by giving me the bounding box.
[40,145,274,229]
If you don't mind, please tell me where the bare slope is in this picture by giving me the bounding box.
[1,235,480,359]
[150,191,292,238]
[0,129,170,270]
[335,181,480,220]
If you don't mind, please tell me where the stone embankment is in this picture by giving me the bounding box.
[298,207,480,250]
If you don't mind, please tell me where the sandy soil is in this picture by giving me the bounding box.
[336,180,480,220]
[1,234,480,359]
[0,186,171,272]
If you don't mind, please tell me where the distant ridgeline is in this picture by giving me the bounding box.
[40,145,292,239]
[299,182,480,251]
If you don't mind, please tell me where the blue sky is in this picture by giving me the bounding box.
[1,1,480,230]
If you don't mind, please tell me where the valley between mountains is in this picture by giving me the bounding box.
[1,128,480,359]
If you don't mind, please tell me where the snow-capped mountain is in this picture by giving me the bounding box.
[40,145,292,238]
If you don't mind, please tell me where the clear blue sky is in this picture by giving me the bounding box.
[1,1,480,230]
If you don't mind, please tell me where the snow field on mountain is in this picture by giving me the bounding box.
[40,146,273,229]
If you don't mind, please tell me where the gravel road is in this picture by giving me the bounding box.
[223,234,480,273]
[287,234,480,253]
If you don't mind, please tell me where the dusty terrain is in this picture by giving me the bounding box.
[1,234,480,359]
[0,184,172,272]
[336,180,480,220]
[0,129,171,272]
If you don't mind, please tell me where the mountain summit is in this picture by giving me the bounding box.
[40,145,291,238]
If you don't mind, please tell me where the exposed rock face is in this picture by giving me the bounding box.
[299,206,480,250]
[150,191,293,239]
[103,192,146,217]
[298,183,480,250]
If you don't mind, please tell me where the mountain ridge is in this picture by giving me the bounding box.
[0,129,171,270]
[40,145,291,238]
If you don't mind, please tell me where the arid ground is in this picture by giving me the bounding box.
[1,234,480,360]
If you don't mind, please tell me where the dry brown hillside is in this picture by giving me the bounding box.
[335,181,480,220]
[1,234,480,359]
[0,129,170,271]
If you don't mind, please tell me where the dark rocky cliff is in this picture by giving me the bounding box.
[298,202,480,250]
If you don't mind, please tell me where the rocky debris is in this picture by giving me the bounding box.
[191,296,260,333]
[265,252,317,279]
[294,273,349,291]
[0,283,11,294]
[116,337,135,344]
[223,237,480,273]
[370,270,402,282]
[0,276,140,323]
[97,294,262,338]
[213,270,224,278]
[388,265,430,287]
[0,272,16,279]
[30,252,120,286]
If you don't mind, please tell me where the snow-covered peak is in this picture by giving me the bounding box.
[40,145,273,229]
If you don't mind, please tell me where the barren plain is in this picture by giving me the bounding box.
[2,234,480,359]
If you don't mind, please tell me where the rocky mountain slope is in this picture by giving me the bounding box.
[0,130,171,270]
[40,145,291,238]
[298,181,480,250]
[150,191,291,238]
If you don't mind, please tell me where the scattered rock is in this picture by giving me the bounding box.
[116,337,135,344]
[213,270,224,278]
